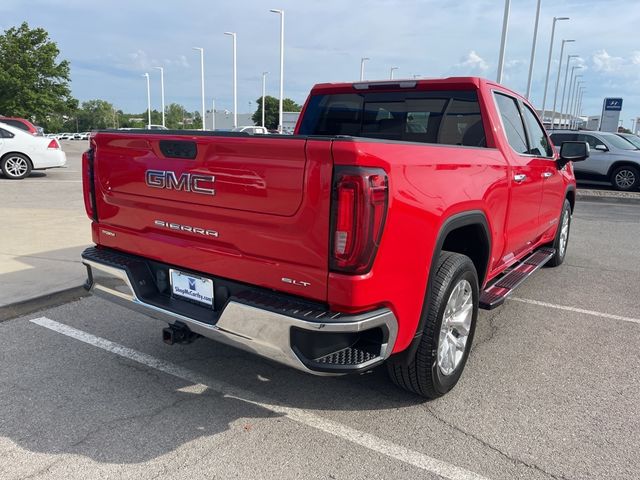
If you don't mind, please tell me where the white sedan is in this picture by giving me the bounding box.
[0,122,67,179]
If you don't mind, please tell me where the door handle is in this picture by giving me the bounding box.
[513,174,527,183]
[542,172,554,178]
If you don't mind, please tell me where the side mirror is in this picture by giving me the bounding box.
[594,144,608,152]
[557,141,590,169]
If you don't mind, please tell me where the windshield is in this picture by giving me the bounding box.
[618,134,640,149]
[605,134,639,150]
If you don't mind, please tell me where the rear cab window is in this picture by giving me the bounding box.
[298,90,487,147]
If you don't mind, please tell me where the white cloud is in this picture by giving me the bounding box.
[454,50,489,73]
[632,51,640,65]
[592,49,624,73]
[122,49,189,71]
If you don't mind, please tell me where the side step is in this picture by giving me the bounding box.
[479,247,555,310]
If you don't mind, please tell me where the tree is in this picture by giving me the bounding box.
[0,22,75,125]
[165,103,188,129]
[252,95,302,130]
[76,99,116,131]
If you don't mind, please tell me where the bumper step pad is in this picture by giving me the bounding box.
[314,346,378,366]
[479,247,555,310]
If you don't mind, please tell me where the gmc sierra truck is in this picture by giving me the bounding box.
[81,77,589,398]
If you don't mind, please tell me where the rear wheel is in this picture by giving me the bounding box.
[387,252,479,398]
[611,165,639,191]
[1,153,32,179]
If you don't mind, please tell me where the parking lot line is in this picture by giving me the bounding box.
[512,297,640,325]
[30,316,490,480]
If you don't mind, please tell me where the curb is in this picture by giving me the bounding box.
[0,285,89,323]
[576,190,640,205]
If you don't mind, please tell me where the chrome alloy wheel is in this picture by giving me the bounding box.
[559,209,570,258]
[615,169,636,189]
[437,279,473,376]
[4,156,29,178]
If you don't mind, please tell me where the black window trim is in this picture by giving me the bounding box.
[492,90,531,157]
[518,100,555,159]
[492,89,556,159]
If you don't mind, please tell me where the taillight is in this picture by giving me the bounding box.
[330,166,388,274]
[82,149,97,221]
[47,139,60,149]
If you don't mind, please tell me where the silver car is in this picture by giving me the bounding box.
[550,130,640,191]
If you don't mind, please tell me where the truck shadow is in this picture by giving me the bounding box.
[0,296,462,467]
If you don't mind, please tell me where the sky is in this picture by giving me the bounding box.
[2,0,640,129]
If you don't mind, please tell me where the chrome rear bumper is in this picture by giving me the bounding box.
[82,248,397,375]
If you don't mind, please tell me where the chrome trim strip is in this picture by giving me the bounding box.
[82,258,398,376]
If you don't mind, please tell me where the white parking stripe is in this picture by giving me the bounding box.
[512,298,640,325]
[30,316,490,480]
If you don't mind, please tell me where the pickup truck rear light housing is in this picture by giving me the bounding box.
[82,149,97,221]
[330,166,388,274]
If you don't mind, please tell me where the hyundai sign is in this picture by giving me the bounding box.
[604,98,623,111]
[600,97,623,132]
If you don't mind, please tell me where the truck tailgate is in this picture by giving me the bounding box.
[90,132,333,301]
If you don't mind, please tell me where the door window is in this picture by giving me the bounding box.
[577,134,606,150]
[522,105,553,157]
[494,93,528,154]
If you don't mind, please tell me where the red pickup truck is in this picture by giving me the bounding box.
[81,77,589,398]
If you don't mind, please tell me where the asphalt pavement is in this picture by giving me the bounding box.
[1,199,638,480]
[0,140,91,306]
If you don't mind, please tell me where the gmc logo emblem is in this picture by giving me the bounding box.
[145,170,215,196]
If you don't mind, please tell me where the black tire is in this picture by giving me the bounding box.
[610,165,639,191]
[387,252,479,398]
[546,199,572,267]
[1,153,32,180]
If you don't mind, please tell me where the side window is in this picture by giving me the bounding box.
[577,134,605,149]
[550,134,577,150]
[4,120,27,131]
[0,128,14,138]
[522,105,553,157]
[494,93,528,154]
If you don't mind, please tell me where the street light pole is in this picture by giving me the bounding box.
[575,87,585,129]
[563,66,581,128]
[261,71,269,128]
[551,39,575,128]
[390,66,398,79]
[541,16,569,122]
[360,57,370,81]
[153,66,165,127]
[142,73,151,129]
[525,0,542,99]
[270,9,285,133]
[559,56,579,128]
[224,32,238,128]
[568,75,582,130]
[572,81,584,129]
[192,47,205,130]
[211,99,216,131]
[496,0,511,83]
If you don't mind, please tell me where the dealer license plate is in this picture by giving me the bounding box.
[169,269,214,307]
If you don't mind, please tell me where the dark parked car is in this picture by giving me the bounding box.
[550,130,640,191]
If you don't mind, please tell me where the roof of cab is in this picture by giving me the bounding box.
[309,76,525,101]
